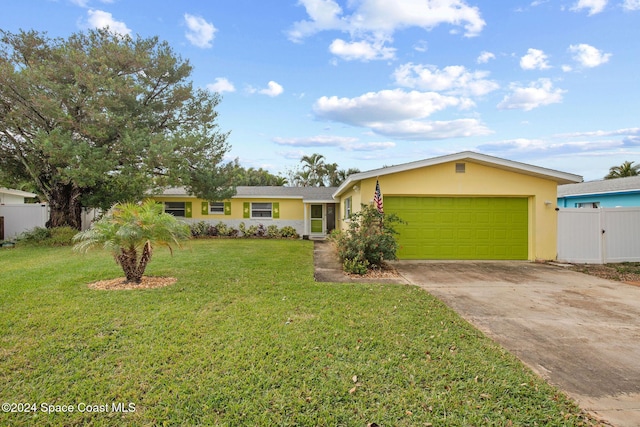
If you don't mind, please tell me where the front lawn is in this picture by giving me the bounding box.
[1,240,599,426]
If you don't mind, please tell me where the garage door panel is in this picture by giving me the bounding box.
[386,197,528,260]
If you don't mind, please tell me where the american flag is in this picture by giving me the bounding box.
[373,180,383,214]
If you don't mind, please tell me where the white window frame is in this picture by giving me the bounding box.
[209,202,225,214]
[251,202,272,219]
[576,202,600,208]
[344,197,352,219]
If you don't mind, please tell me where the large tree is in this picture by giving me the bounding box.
[604,160,640,179]
[0,29,234,229]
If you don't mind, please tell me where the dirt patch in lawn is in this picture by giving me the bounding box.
[569,262,640,285]
[88,276,177,290]
[345,262,400,280]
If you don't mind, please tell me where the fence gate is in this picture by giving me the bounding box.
[557,207,640,264]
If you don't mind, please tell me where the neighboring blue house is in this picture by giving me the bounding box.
[557,175,640,208]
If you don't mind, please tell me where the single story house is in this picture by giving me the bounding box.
[153,186,338,238]
[0,187,36,205]
[332,151,582,261]
[152,152,582,261]
[557,175,640,208]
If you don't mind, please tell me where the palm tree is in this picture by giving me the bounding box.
[604,161,640,179]
[300,153,326,186]
[73,199,190,284]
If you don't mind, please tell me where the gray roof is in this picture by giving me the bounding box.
[158,186,338,202]
[558,175,640,197]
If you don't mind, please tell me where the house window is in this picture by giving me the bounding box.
[209,202,225,214]
[576,202,600,208]
[455,163,466,173]
[251,202,272,218]
[344,197,352,219]
[164,202,185,217]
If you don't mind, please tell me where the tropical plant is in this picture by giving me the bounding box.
[73,200,190,284]
[604,161,640,179]
[331,204,404,274]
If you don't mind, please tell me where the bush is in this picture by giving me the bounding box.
[279,226,299,239]
[266,225,280,238]
[16,226,78,246]
[189,222,298,239]
[331,204,404,275]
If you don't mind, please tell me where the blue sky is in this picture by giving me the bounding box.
[2,0,639,181]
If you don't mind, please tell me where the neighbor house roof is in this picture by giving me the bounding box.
[0,187,37,198]
[558,175,640,198]
[157,186,338,203]
[333,151,583,198]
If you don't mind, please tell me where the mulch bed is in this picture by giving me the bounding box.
[88,276,177,290]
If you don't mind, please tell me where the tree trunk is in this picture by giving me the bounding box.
[47,183,83,230]
[117,248,141,284]
[116,243,153,284]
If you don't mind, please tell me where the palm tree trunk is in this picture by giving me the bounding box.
[135,242,153,282]
[116,248,141,284]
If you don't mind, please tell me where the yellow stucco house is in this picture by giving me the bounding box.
[332,151,582,261]
[152,152,582,261]
[153,186,338,239]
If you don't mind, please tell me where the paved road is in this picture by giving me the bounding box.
[395,261,640,427]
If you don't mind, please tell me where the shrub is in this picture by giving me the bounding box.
[213,222,238,237]
[279,226,299,239]
[190,221,209,238]
[16,226,77,246]
[331,204,404,275]
[266,225,280,238]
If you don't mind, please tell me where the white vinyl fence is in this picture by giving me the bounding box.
[557,207,640,264]
[0,204,48,239]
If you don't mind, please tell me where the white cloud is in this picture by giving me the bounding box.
[497,78,566,111]
[477,51,495,64]
[288,0,486,42]
[569,43,612,67]
[623,0,640,10]
[329,38,396,61]
[184,14,216,48]
[207,77,236,94]
[393,63,499,96]
[369,119,492,140]
[313,89,467,126]
[273,135,357,147]
[259,81,284,97]
[571,0,608,15]
[86,10,131,36]
[413,40,428,52]
[520,48,551,70]
[272,136,395,151]
[312,89,490,140]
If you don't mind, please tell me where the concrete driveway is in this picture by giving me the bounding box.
[395,261,640,427]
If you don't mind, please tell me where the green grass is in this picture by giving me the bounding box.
[1,240,598,426]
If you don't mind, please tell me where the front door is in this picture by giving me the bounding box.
[326,204,336,233]
[310,204,324,234]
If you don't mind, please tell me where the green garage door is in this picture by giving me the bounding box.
[386,197,528,260]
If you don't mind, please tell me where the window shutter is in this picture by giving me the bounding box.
[243,202,250,218]
[224,201,231,215]
[185,202,192,218]
[201,201,209,215]
[273,202,280,219]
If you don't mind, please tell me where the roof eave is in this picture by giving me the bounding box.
[333,151,582,197]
